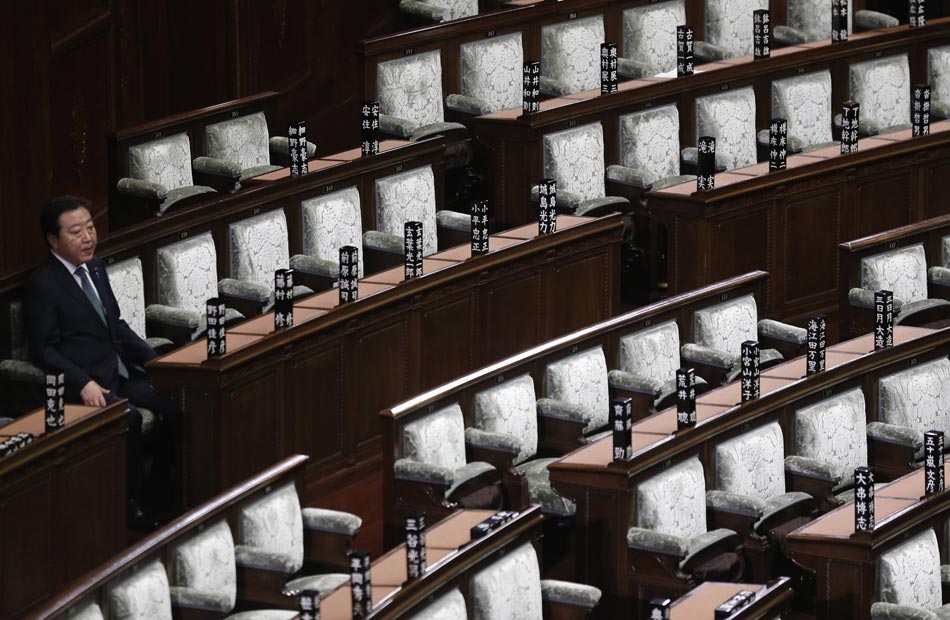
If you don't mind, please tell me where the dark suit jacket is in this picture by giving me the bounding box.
[24,253,157,401]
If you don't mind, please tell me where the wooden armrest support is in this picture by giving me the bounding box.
[538,414,590,455]
[542,600,596,620]
[303,529,354,573]
[707,505,759,536]
[868,435,919,480]
[785,470,841,513]
[236,565,292,609]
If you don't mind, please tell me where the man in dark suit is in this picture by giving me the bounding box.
[24,195,174,529]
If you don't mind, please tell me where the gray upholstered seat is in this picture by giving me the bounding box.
[708,422,814,533]
[540,16,605,97]
[774,0,897,46]
[61,600,104,620]
[106,559,173,620]
[300,187,365,281]
[690,87,758,172]
[409,588,468,620]
[168,520,237,613]
[846,54,912,136]
[696,0,768,61]
[446,33,524,115]
[543,347,611,440]
[472,375,574,515]
[874,358,950,455]
[204,111,302,182]
[765,70,836,153]
[613,320,704,408]
[608,104,695,191]
[619,1,685,79]
[628,457,740,570]
[536,122,629,215]
[376,50,466,141]
[848,244,950,324]
[119,132,216,214]
[397,403,498,500]
[105,257,174,352]
[683,294,804,383]
[930,46,950,120]
[228,210,318,305]
[471,543,601,620]
[399,0,478,23]
[0,300,45,387]
[871,529,950,620]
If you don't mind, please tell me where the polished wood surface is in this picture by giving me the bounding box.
[669,579,793,620]
[0,402,128,620]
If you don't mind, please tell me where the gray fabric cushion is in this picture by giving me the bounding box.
[850,54,911,132]
[160,185,216,214]
[618,105,683,186]
[794,388,867,491]
[515,458,575,515]
[228,210,292,291]
[472,543,543,620]
[543,122,607,203]
[224,611,299,620]
[715,422,787,501]
[475,375,539,466]
[541,16,605,96]
[282,572,349,597]
[107,560,173,620]
[301,507,362,535]
[636,457,708,538]
[695,87,758,171]
[129,132,195,191]
[458,33,523,113]
[772,70,834,150]
[879,529,943,612]
[705,0,768,56]
[622,1,685,77]
[377,50,445,129]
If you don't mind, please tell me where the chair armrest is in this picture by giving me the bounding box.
[269,136,317,158]
[539,75,574,97]
[169,587,233,613]
[145,304,200,330]
[379,114,417,139]
[681,147,731,173]
[933,101,950,120]
[193,156,242,179]
[854,10,899,31]
[448,461,499,499]
[681,529,743,571]
[117,177,167,200]
[446,94,495,116]
[785,455,840,481]
[436,209,470,232]
[0,359,45,384]
[867,422,921,449]
[681,343,736,369]
[363,230,404,254]
[773,25,809,46]
[399,0,447,21]
[693,40,736,62]
[575,196,630,217]
[652,174,698,191]
[606,164,652,190]
[756,129,804,155]
[849,287,904,311]
[302,508,362,536]
[929,266,950,287]
[529,184,582,211]
[608,369,663,397]
[626,527,689,557]
[867,422,921,479]
[465,427,522,455]
[617,57,658,80]
[537,398,592,426]
[218,278,271,305]
[835,114,882,138]
[540,580,602,608]
[394,458,453,485]
[410,121,468,142]
[758,319,807,345]
[871,603,939,620]
[234,545,297,573]
[290,253,334,277]
[786,455,842,511]
[755,491,815,534]
[707,490,765,517]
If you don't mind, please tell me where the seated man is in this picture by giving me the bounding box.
[25,195,176,529]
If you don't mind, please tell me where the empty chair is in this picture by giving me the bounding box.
[472,375,574,515]
[409,589,468,620]
[695,0,768,61]
[619,1,685,79]
[847,244,950,326]
[471,543,601,620]
[399,0,478,23]
[202,111,315,184]
[689,87,758,172]
[447,33,524,115]
[774,0,897,45]
[396,403,500,514]
[874,358,950,460]
[540,16,605,97]
[104,257,174,352]
[376,50,467,141]
[929,46,950,120]
[117,132,216,215]
[682,294,806,384]
[765,71,836,153]
[708,422,815,579]
[536,122,630,215]
[846,54,911,136]
[300,187,364,290]
[872,529,950,620]
[0,300,45,411]
[607,104,696,192]
[105,559,173,620]
[542,346,614,442]
[627,457,744,599]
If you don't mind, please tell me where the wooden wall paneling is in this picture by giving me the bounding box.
[289,342,346,466]
[850,163,916,238]
[220,366,286,488]
[354,317,410,449]
[920,150,950,220]
[544,247,613,338]
[779,187,842,312]
[417,291,478,390]
[0,474,53,619]
[481,271,543,362]
[710,206,772,283]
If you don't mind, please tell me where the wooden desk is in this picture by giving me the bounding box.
[148,215,621,507]
[786,458,950,620]
[0,402,128,620]
[547,326,945,618]
[669,579,793,620]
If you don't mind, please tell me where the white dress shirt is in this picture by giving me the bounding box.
[51,251,102,304]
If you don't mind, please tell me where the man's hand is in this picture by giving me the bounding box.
[80,380,111,408]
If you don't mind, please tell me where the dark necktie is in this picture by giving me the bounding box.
[75,266,129,379]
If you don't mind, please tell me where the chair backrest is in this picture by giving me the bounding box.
[204,111,271,172]
[459,33,524,113]
[636,456,708,539]
[374,165,438,256]
[878,358,950,439]
[849,54,911,130]
[156,232,220,315]
[619,320,681,388]
[105,559,173,620]
[787,0,853,41]
[106,257,147,340]
[772,70,834,149]
[545,346,609,433]
[404,403,468,470]
[618,104,683,185]
[622,0,685,75]
[471,543,543,620]
[705,0,769,56]
[7,300,27,361]
[377,50,445,128]
[860,243,929,304]
[692,294,758,358]
[542,121,607,202]
[943,234,950,269]
[410,588,468,620]
[228,209,291,290]
[794,388,868,488]
[128,132,195,191]
[168,520,237,613]
[301,186,364,278]
[879,528,943,612]
[237,481,304,575]
[715,421,786,500]
[695,87,757,170]
[541,15,605,95]
[474,374,539,465]
[64,600,104,620]
[930,46,950,105]
[423,0,478,21]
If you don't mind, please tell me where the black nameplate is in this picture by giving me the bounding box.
[854,466,875,532]
[910,0,926,27]
[471,200,489,255]
[600,42,619,94]
[274,269,294,329]
[45,372,65,431]
[715,590,756,619]
[611,397,633,461]
[405,512,427,581]
[806,315,827,375]
[769,118,787,171]
[676,367,697,429]
[740,340,760,402]
[697,136,716,190]
[349,551,372,618]
[649,598,672,620]
[523,61,541,113]
[753,10,771,59]
[924,431,945,496]
[832,0,849,42]
[404,221,424,279]
[913,84,932,137]
[874,290,894,349]
[339,246,359,304]
[298,589,321,620]
[206,297,227,357]
[289,121,309,176]
[361,101,380,157]
[841,101,860,154]
[538,178,557,235]
[677,26,694,77]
